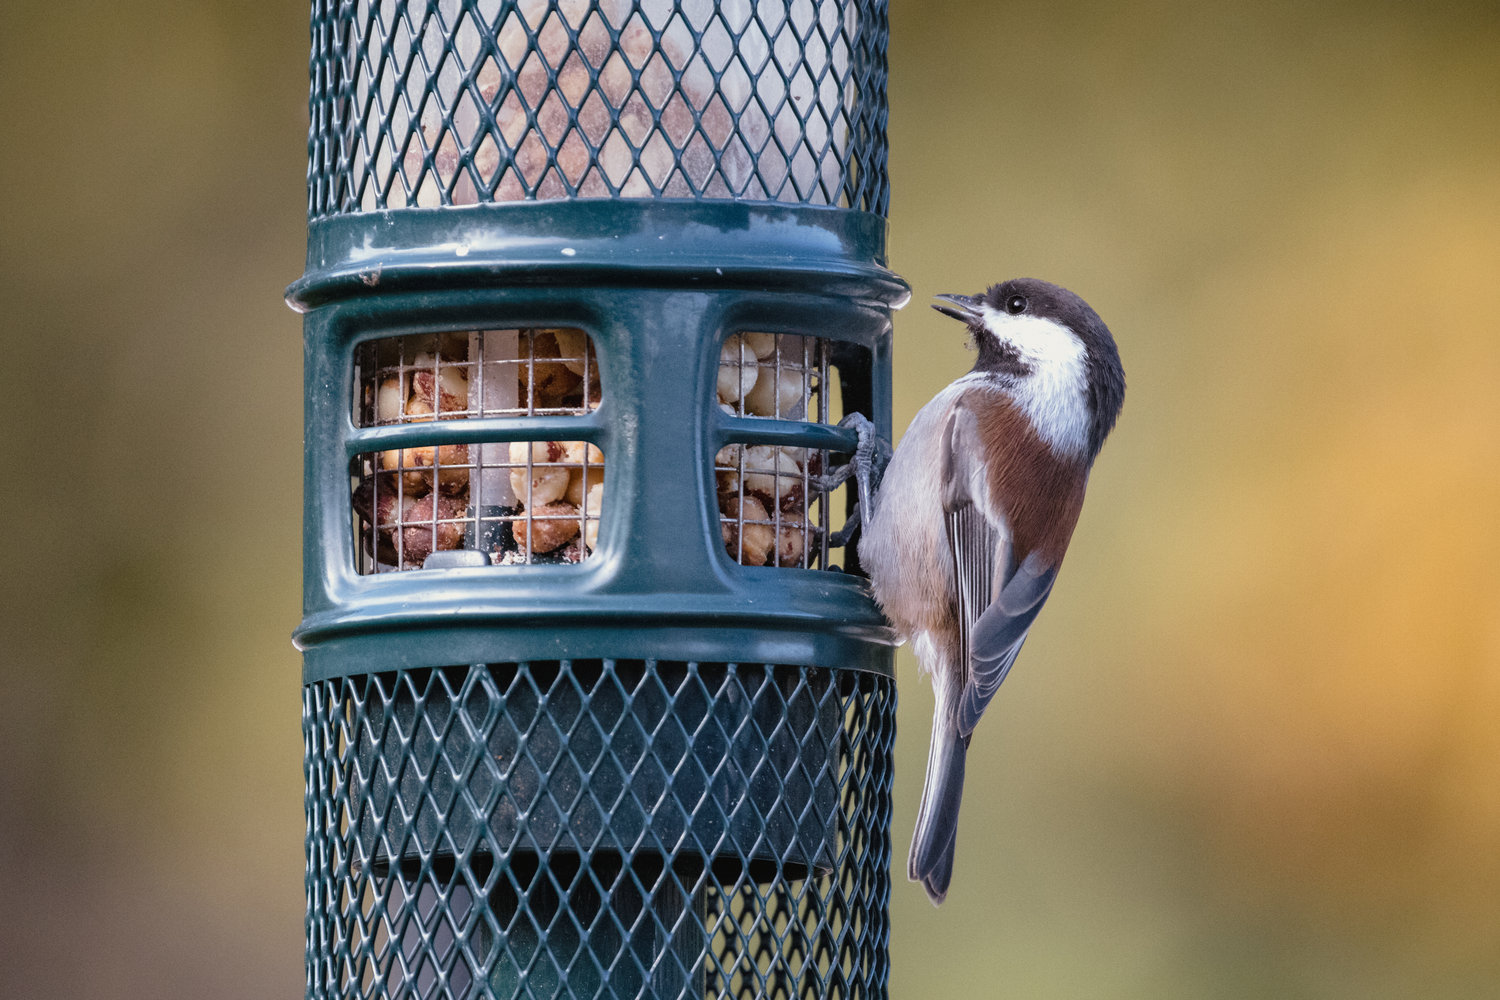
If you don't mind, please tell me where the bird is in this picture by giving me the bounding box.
[857,277,1125,904]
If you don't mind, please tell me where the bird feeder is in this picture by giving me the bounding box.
[290,1,906,996]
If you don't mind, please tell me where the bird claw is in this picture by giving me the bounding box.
[817,412,891,549]
[826,506,862,550]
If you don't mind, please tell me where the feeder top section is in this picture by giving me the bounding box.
[308,0,891,220]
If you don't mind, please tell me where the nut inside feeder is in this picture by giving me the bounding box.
[351,329,605,571]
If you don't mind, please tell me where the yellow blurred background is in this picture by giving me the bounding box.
[1,1,1495,996]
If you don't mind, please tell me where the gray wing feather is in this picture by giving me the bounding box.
[960,553,1056,736]
[941,405,1059,739]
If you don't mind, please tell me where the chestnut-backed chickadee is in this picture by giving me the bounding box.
[858,278,1125,905]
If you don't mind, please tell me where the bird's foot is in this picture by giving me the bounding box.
[817,412,890,549]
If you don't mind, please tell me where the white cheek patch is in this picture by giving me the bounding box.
[981,307,1091,456]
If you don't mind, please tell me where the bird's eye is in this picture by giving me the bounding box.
[1005,295,1028,315]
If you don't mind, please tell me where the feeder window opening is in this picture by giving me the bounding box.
[352,329,605,571]
[715,332,867,570]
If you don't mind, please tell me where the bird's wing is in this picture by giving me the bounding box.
[940,404,1059,738]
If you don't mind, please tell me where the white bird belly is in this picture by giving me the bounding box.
[859,379,976,646]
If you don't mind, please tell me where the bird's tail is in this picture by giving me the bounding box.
[908,709,968,905]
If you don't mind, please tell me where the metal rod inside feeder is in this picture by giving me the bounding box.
[472,329,518,558]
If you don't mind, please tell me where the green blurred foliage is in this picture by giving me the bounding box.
[1,1,1495,996]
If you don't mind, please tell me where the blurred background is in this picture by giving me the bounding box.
[1,0,1495,996]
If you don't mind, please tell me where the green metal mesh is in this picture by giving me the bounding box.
[305,661,895,998]
[308,0,890,216]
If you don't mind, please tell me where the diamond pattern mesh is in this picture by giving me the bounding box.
[305,661,894,998]
[308,0,890,217]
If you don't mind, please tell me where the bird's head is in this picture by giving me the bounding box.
[933,278,1125,458]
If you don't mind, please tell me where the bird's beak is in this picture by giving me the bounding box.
[932,293,982,324]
